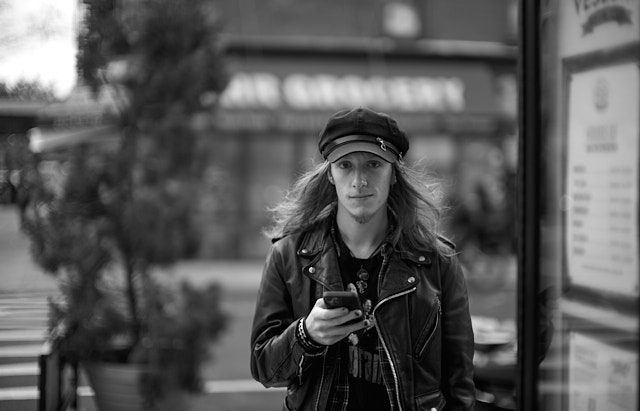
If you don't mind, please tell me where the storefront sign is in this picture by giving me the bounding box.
[560,0,639,56]
[219,72,465,112]
[213,55,506,134]
[565,63,639,296]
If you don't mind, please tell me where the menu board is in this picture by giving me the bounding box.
[568,332,637,411]
[565,63,639,296]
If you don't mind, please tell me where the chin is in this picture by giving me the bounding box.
[352,213,374,224]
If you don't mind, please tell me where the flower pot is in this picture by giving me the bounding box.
[84,362,189,411]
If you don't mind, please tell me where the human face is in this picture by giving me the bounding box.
[329,152,394,225]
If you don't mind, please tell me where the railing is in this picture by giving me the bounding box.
[38,327,78,411]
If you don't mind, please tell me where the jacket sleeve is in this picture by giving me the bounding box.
[440,255,476,411]
[250,242,324,388]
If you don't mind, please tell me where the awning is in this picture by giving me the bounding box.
[29,85,121,153]
[28,124,119,153]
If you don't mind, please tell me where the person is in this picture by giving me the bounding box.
[250,107,475,411]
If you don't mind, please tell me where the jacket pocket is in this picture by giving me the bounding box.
[283,396,292,411]
[414,296,441,359]
[414,390,446,411]
[285,384,303,411]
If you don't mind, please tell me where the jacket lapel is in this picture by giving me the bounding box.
[297,224,344,292]
[378,248,435,300]
[378,252,419,300]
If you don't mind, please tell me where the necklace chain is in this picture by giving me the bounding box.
[355,266,369,294]
[330,220,385,295]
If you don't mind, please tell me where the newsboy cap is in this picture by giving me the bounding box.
[318,107,409,163]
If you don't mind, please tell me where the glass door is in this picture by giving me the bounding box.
[519,1,640,410]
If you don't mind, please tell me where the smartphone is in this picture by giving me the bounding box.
[323,291,362,311]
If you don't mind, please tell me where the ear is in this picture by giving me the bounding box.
[391,168,397,185]
[327,170,335,185]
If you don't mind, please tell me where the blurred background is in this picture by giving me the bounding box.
[0,0,520,410]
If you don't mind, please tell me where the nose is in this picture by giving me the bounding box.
[352,169,368,188]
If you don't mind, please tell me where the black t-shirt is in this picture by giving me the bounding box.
[333,227,391,411]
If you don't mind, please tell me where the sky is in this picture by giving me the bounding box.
[0,0,78,99]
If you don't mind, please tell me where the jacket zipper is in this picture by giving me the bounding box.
[298,355,305,386]
[416,296,441,359]
[373,286,417,411]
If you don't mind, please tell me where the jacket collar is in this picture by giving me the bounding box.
[297,219,343,291]
[296,218,434,297]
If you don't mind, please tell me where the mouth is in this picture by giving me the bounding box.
[349,194,372,200]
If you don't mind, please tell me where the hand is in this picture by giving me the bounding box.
[304,298,368,346]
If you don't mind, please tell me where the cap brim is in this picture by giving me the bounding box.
[326,142,397,163]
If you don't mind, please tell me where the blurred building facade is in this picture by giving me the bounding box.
[1,0,519,260]
[198,0,519,259]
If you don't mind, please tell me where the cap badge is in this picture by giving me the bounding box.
[376,137,387,152]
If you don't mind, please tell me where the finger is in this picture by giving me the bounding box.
[324,307,362,327]
[308,306,348,327]
[310,299,345,319]
[343,318,369,334]
[321,320,366,344]
[315,311,362,333]
[342,309,363,323]
[310,323,351,345]
[316,299,350,316]
[323,306,350,319]
[314,317,369,345]
[329,310,363,327]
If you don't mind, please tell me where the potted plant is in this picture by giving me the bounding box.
[20,0,229,408]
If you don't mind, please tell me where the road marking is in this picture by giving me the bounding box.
[0,329,46,341]
[0,386,38,400]
[0,363,38,376]
[0,344,43,357]
[0,379,285,401]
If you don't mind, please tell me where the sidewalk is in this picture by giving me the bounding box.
[162,259,264,295]
[0,207,56,294]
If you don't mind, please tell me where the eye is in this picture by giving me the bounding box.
[368,160,382,168]
[337,161,352,169]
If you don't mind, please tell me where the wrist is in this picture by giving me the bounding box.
[296,317,324,352]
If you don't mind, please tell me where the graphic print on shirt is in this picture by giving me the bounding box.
[348,344,385,384]
[346,288,383,384]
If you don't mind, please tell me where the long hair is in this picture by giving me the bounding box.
[264,159,453,257]
[388,161,453,256]
[263,161,335,239]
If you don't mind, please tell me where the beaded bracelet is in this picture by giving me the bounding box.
[296,317,324,352]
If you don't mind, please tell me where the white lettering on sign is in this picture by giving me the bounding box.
[573,0,633,14]
[572,0,635,34]
[220,72,465,112]
[220,72,281,109]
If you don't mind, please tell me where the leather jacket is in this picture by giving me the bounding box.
[250,219,475,411]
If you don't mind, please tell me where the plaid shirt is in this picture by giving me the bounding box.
[322,336,399,411]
